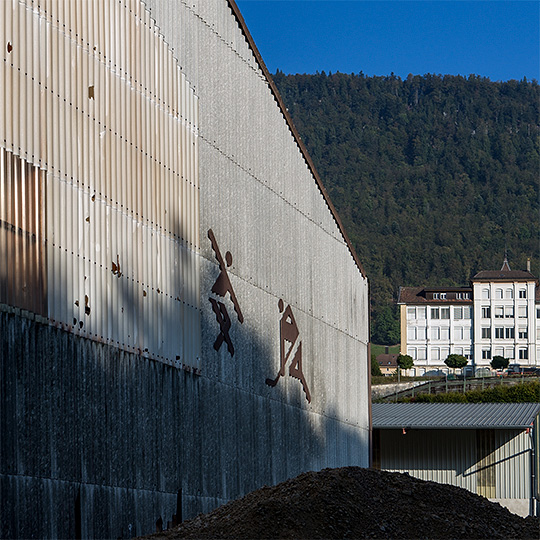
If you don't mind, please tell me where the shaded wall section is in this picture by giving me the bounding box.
[1,304,368,539]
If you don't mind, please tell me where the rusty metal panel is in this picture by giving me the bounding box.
[0,148,47,315]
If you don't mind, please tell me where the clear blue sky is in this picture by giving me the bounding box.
[235,1,540,82]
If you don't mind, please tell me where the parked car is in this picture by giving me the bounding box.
[507,364,522,374]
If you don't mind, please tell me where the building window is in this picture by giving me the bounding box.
[441,327,450,340]
[454,307,463,319]
[495,288,503,299]
[431,308,440,319]
[454,327,464,340]
[519,289,526,299]
[495,327,504,339]
[482,349,492,360]
[441,307,450,319]
[431,327,440,340]
[433,293,440,300]
[407,347,417,360]
[537,307,540,319]
[518,328,528,339]
[418,348,427,360]
[505,348,515,359]
[505,327,515,339]
[418,307,426,319]
[464,348,472,360]
[441,347,450,359]
[481,327,491,339]
[464,292,470,299]
[431,348,440,361]
[440,292,447,299]
[505,306,514,318]
[407,307,416,320]
[494,347,504,357]
[482,288,490,299]
[463,306,472,319]
[506,288,513,299]
[518,306,527,318]
[518,348,528,360]
[482,306,491,319]
[494,306,504,319]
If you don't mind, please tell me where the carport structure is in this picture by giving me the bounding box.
[372,402,540,517]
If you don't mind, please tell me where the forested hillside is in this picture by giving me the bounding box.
[273,72,540,342]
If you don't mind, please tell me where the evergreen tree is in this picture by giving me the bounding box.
[273,72,540,319]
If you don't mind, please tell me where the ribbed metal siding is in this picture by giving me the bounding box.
[1,0,200,367]
[373,402,540,429]
[0,148,47,315]
[143,1,370,435]
[494,429,531,499]
[380,429,478,493]
[379,428,532,499]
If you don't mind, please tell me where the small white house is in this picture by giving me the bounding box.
[372,402,540,517]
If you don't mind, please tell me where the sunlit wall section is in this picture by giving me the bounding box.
[0,0,200,368]
[144,0,371,470]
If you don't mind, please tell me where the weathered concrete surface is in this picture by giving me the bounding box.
[1,307,368,539]
[372,381,426,399]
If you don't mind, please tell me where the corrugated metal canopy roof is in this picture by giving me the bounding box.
[372,403,540,429]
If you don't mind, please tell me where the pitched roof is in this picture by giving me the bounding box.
[372,402,540,429]
[472,269,537,282]
[501,257,511,271]
[377,354,398,366]
[397,287,472,304]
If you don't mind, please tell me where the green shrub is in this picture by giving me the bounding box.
[401,381,540,403]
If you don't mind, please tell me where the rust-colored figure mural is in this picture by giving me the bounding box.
[266,299,311,402]
[209,298,234,355]
[208,229,243,355]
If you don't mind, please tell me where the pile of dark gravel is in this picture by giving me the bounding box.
[144,467,540,539]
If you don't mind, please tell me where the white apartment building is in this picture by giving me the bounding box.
[398,260,540,375]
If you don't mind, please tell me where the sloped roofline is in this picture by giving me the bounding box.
[227,1,366,278]
[472,270,538,283]
[373,402,540,430]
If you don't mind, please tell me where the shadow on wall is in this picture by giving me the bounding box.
[0,217,368,539]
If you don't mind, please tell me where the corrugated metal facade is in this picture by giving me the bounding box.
[377,428,533,515]
[1,1,370,538]
[0,0,201,367]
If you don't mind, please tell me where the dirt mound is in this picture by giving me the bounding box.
[145,467,539,539]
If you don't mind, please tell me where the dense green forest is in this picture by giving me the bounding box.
[273,72,540,342]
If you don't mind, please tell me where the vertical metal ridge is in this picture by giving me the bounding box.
[2,0,201,369]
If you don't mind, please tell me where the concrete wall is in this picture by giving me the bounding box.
[1,303,368,538]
